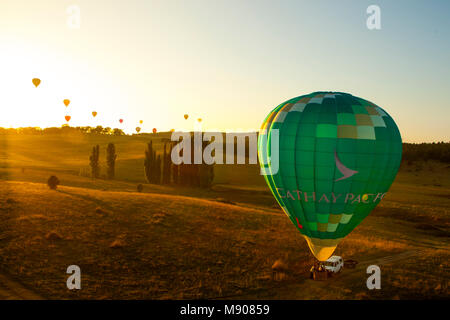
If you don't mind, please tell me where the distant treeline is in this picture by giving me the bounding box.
[0,126,125,135]
[402,142,450,163]
[2,127,449,163]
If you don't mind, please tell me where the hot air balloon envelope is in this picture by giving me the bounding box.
[32,78,41,87]
[258,92,402,261]
[152,128,157,133]
[65,115,71,122]
[119,119,123,124]
[184,114,189,120]
[92,111,97,117]
[136,127,141,133]
[63,99,70,107]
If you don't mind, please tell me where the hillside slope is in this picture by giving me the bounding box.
[0,180,448,299]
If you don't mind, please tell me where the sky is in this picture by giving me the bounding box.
[0,0,448,142]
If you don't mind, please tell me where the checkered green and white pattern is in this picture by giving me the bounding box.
[258,92,402,240]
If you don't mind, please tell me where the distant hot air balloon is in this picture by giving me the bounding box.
[258,91,402,262]
[152,128,157,134]
[32,78,41,88]
[140,120,143,124]
[184,114,189,120]
[198,118,202,122]
[136,127,141,133]
[63,99,70,107]
[119,119,123,124]
[170,129,175,132]
[92,111,97,117]
[65,115,71,122]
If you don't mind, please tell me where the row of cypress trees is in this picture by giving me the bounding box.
[144,137,214,188]
[89,143,117,179]
[89,138,214,188]
[144,140,162,184]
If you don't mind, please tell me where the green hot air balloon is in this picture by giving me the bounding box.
[258,92,402,261]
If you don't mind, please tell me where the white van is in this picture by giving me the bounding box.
[323,256,344,273]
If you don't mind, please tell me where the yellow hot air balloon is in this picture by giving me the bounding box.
[92,111,97,117]
[140,120,143,124]
[184,114,189,120]
[136,127,141,133]
[198,118,202,122]
[170,128,175,132]
[63,99,70,107]
[32,78,41,88]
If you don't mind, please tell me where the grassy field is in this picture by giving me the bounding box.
[0,133,448,299]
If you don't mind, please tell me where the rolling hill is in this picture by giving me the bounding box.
[0,133,448,299]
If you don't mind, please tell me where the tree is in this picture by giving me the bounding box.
[173,133,214,188]
[172,162,179,184]
[106,143,117,179]
[155,154,162,184]
[199,139,214,188]
[144,141,157,183]
[162,143,172,184]
[112,128,125,136]
[47,175,60,190]
[90,145,100,178]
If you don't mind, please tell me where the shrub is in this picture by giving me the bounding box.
[45,231,62,240]
[47,176,60,190]
[95,207,109,215]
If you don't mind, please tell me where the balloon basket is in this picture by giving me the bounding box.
[309,261,332,281]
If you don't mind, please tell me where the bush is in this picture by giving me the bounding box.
[47,176,60,190]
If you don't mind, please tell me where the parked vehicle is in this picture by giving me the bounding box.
[310,256,344,280]
[323,256,344,273]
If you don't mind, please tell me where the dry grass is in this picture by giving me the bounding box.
[0,134,448,299]
[0,181,309,299]
[0,175,448,299]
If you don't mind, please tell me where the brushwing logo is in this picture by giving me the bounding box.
[334,150,358,181]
